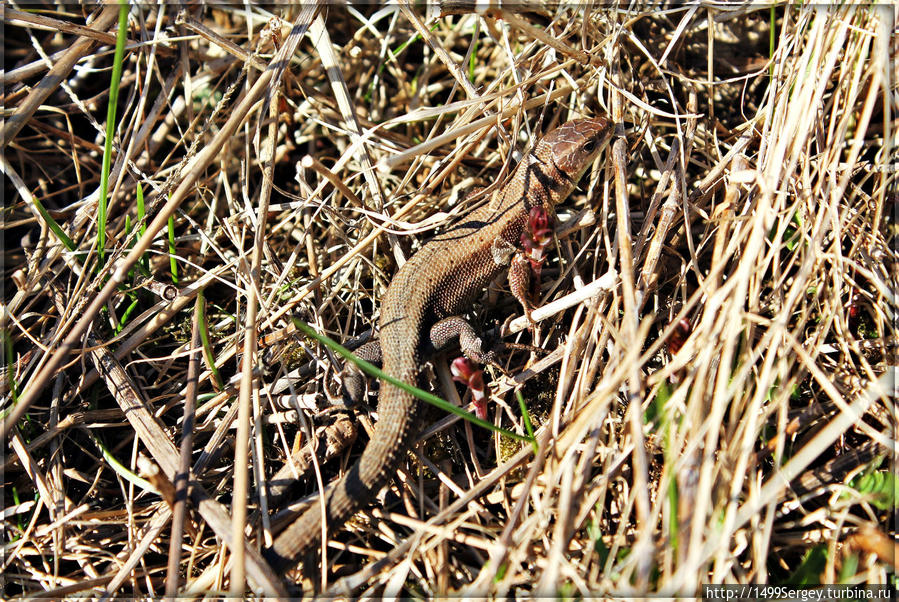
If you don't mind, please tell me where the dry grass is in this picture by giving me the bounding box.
[2,2,896,598]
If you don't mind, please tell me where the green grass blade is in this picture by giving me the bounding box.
[89,432,158,495]
[115,295,140,335]
[769,5,776,79]
[514,389,538,454]
[292,318,534,444]
[30,195,76,253]
[196,289,224,390]
[96,2,130,267]
[136,182,149,273]
[167,214,178,284]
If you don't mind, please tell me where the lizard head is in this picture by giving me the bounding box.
[533,116,613,204]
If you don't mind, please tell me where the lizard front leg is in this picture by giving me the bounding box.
[490,235,536,328]
[492,206,555,329]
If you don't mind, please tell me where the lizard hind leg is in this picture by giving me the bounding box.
[339,339,382,406]
[429,316,497,366]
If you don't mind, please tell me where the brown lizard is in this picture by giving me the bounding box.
[264,116,613,573]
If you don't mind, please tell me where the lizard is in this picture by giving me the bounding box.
[264,116,613,573]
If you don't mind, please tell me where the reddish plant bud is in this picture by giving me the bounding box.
[667,317,692,354]
[451,357,488,419]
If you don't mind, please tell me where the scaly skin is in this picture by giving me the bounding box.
[265,117,613,573]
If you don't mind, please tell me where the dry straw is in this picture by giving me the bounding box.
[2,3,894,597]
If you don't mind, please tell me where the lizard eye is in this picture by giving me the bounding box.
[582,139,596,153]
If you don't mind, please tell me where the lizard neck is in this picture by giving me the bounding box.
[489,147,571,218]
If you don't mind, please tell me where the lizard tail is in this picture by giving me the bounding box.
[264,375,420,572]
